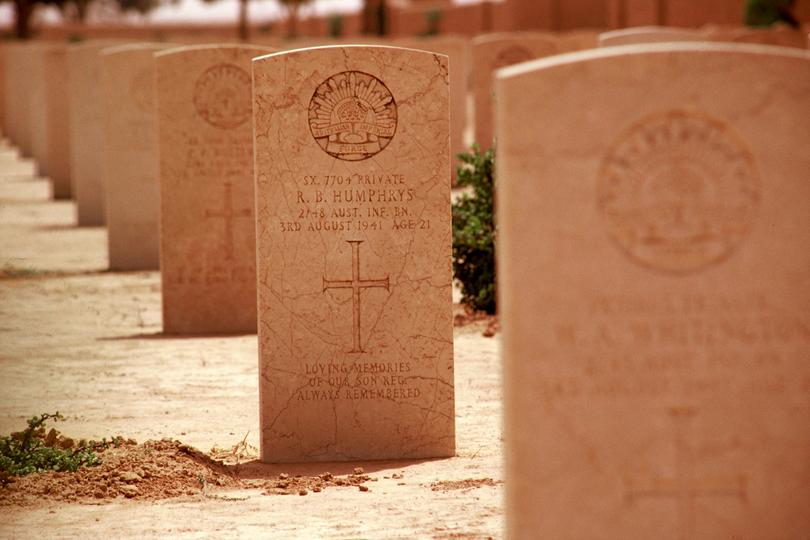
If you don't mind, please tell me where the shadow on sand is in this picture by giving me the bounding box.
[0,267,110,281]
[227,457,449,479]
[98,330,256,341]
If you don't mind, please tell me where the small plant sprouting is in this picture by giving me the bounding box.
[0,412,101,486]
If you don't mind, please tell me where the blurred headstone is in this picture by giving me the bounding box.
[30,44,72,198]
[5,43,35,160]
[472,32,560,149]
[69,41,127,225]
[599,26,706,46]
[497,43,810,539]
[156,44,275,334]
[101,43,173,270]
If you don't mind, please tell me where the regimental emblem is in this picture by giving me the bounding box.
[193,63,252,130]
[492,45,535,69]
[308,71,397,161]
[130,68,155,114]
[597,109,760,274]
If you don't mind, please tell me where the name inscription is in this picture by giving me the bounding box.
[184,134,253,181]
[537,291,810,402]
[280,173,430,233]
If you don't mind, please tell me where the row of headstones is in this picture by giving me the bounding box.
[2,24,807,190]
[3,35,810,538]
[275,26,810,152]
[2,41,457,461]
[0,32,589,201]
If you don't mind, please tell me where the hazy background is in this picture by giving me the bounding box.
[0,0,481,27]
[0,0,359,26]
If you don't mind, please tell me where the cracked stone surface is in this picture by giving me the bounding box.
[391,36,470,183]
[253,46,455,462]
[497,44,810,539]
[155,44,276,335]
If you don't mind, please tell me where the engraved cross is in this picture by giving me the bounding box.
[204,182,252,261]
[624,407,747,540]
[323,240,389,353]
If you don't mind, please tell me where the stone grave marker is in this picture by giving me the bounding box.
[2,43,20,149]
[156,44,275,334]
[472,32,560,149]
[253,45,455,462]
[69,40,126,225]
[557,30,601,51]
[496,43,810,539]
[30,44,72,199]
[29,45,50,178]
[0,44,6,137]
[5,43,35,160]
[706,25,809,49]
[101,43,173,270]
[598,26,706,46]
[2,44,21,156]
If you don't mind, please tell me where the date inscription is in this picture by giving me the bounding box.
[280,173,432,234]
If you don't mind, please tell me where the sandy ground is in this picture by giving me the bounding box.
[0,150,504,539]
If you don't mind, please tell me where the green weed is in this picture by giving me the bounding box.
[0,412,101,486]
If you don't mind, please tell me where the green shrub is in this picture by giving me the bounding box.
[328,14,343,38]
[452,145,496,314]
[743,0,799,28]
[0,412,100,485]
[421,8,442,36]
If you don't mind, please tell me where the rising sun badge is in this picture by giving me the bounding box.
[597,109,760,274]
[308,71,398,161]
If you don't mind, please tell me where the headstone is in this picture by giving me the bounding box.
[156,44,275,334]
[253,46,455,463]
[392,36,470,181]
[705,25,809,49]
[43,45,72,198]
[5,44,35,159]
[598,26,706,46]
[2,43,20,152]
[101,43,172,270]
[29,44,72,199]
[0,44,6,136]
[29,45,50,178]
[472,32,560,149]
[69,41,126,225]
[496,43,810,539]
[558,30,601,51]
